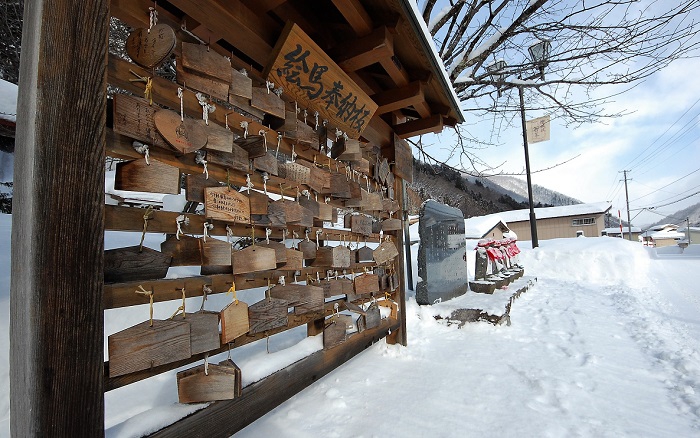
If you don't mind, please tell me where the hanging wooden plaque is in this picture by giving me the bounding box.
[251,87,286,120]
[313,246,351,268]
[382,218,402,232]
[323,318,346,349]
[373,240,399,265]
[363,192,384,212]
[355,158,371,175]
[271,199,303,224]
[331,137,362,161]
[104,246,171,283]
[108,319,191,377]
[154,109,208,154]
[389,134,413,183]
[354,273,380,295]
[364,304,381,329]
[172,311,221,355]
[205,187,250,223]
[253,151,279,176]
[114,158,180,194]
[176,61,229,101]
[356,246,374,263]
[234,135,267,158]
[221,300,250,343]
[232,245,277,274]
[281,248,304,270]
[185,173,221,204]
[343,188,366,208]
[382,198,400,214]
[321,279,343,298]
[125,24,176,69]
[378,299,399,320]
[298,197,320,218]
[328,173,351,198]
[283,110,319,148]
[259,241,287,265]
[161,235,202,267]
[297,205,315,228]
[206,144,249,173]
[203,122,234,153]
[265,202,288,227]
[350,215,373,236]
[279,161,310,185]
[378,158,391,183]
[248,190,269,215]
[264,22,377,138]
[270,284,324,314]
[248,297,289,334]
[201,237,232,267]
[298,240,317,260]
[300,161,332,194]
[177,362,239,404]
[112,94,168,149]
[230,68,253,100]
[181,42,233,83]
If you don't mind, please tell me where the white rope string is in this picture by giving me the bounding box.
[175,214,189,240]
[132,141,150,165]
[240,121,249,139]
[203,222,213,242]
[177,87,184,121]
[195,151,208,179]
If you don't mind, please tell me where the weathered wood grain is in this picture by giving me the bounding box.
[313,246,351,268]
[205,187,251,223]
[373,240,399,265]
[356,246,374,263]
[297,240,317,260]
[161,235,203,266]
[251,87,285,120]
[269,284,323,314]
[177,362,239,404]
[203,121,235,153]
[186,173,222,203]
[173,311,221,355]
[108,320,191,377]
[205,143,249,173]
[112,93,169,149]
[232,245,277,274]
[353,273,379,295]
[181,42,233,83]
[126,24,176,69]
[230,68,253,100]
[281,248,304,271]
[323,319,346,349]
[114,158,181,194]
[201,237,233,267]
[104,246,171,283]
[252,151,279,176]
[248,297,288,334]
[176,61,230,101]
[220,300,250,343]
[154,109,209,154]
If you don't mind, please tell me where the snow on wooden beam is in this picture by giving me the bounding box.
[393,114,444,139]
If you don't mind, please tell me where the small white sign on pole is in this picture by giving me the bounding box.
[526,115,550,143]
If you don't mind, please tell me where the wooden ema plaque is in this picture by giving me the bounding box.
[172,311,221,355]
[297,240,316,260]
[205,187,250,223]
[259,241,287,265]
[230,68,253,100]
[161,236,203,267]
[108,320,191,377]
[382,198,400,214]
[373,240,399,265]
[343,188,366,209]
[297,160,331,194]
[379,299,399,320]
[323,318,346,350]
[279,161,310,185]
[177,361,240,404]
[248,297,288,334]
[270,199,303,224]
[154,109,208,154]
[281,248,304,270]
[356,246,374,263]
[201,237,233,267]
[206,144,249,173]
[251,87,285,120]
[298,197,319,218]
[221,300,250,343]
[389,134,413,183]
[331,137,362,161]
[253,152,279,176]
[234,135,267,158]
[176,61,229,101]
[269,284,323,314]
[364,192,384,212]
[321,278,344,298]
[104,246,171,283]
[248,190,269,215]
[112,94,168,149]
[264,22,377,139]
[357,304,381,332]
[232,245,277,274]
[186,173,221,203]
[313,246,351,268]
[114,158,180,194]
[125,24,176,69]
[283,110,318,148]
[350,215,372,236]
[181,42,233,83]
[354,273,379,295]
[381,218,402,232]
[203,122,234,153]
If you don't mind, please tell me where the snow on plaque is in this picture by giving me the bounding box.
[205,187,250,223]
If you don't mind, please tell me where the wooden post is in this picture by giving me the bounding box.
[10,1,109,436]
[386,177,408,346]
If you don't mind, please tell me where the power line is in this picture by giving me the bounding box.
[629,166,700,202]
[647,190,700,210]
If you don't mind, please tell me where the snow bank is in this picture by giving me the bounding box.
[0,80,17,123]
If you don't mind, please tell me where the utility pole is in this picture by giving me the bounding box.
[519,85,539,248]
[687,217,692,244]
[622,170,633,241]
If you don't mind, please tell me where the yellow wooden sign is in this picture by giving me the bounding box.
[264,22,378,139]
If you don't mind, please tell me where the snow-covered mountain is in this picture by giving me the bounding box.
[648,201,700,228]
[477,174,581,206]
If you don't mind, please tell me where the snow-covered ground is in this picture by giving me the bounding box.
[1,213,700,437]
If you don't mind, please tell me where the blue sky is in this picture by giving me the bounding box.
[416,2,700,229]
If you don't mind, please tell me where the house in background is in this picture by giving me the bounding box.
[464,215,511,240]
[640,224,686,247]
[479,202,612,241]
[678,226,700,244]
[602,226,642,240]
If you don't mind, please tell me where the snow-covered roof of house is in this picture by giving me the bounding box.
[640,229,686,240]
[647,223,678,232]
[488,202,612,224]
[603,226,642,234]
[464,215,509,239]
[0,79,17,123]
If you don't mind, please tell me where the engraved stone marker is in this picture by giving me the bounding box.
[416,200,468,305]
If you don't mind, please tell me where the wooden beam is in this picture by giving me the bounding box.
[242,0,287,14]
[373,81,427,115]
[11,0,108,436]
[168,0,279,68]
[335,26,394,72]
[393,115,444,139]
[146,318,399,437]
[380,53,410,88]
[331,0,373,37]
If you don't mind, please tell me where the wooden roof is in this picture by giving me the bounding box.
[111,0,463,147]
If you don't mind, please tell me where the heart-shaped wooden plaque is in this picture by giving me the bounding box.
[126,24,177,69]
[154,109,208,154]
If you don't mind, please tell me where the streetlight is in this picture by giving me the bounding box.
[487,38,551,248]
